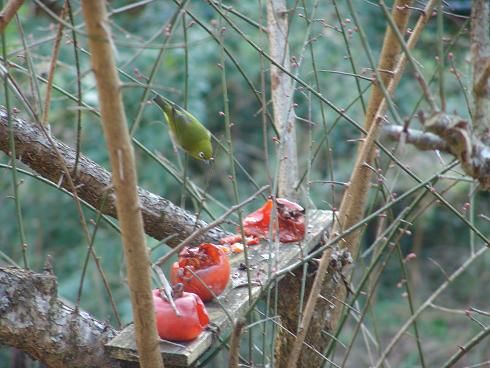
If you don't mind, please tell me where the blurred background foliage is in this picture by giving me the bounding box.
[0,0,489,366]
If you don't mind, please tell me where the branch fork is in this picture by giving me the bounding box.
[422,112,490,189]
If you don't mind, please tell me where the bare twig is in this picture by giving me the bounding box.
[441,324,490,367]
[374,246,488,368]
[1,21,28,268]
[228,318,246,368]
[66,0,83,176]
[285,2,413,366]
[428,303,467,315]
[0,0,24,33]
[374,0,440,122]
[4,13,107,281]
[155,185,269,267]
[76,192,122,328]
[41,1,68,127]
[185,267,234,323]
[380,0,439,113]
[80,1,163,367]
[469,307,490,317]
[152,266,179,316]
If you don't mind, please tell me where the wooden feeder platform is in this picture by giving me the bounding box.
[106,210,333,367]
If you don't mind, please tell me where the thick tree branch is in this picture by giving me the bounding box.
[267,0,299,199]
[471,0,490,145]
[0,106,228,247]
[424,112,490,188]
[380,125,450,152]
[0,267,119,368]
[382,114,490,189]
[474,58,490,97]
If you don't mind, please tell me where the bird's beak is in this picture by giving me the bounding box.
[204,157,214,165]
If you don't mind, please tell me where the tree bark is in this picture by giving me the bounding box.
[267,0,299,200]
[380,125,450,152]
[471,0,490,145]
[0,106,229,247]
[275,263,344,368]
[0,267,119,368]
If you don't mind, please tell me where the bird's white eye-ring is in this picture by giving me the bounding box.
[198,152,206,159]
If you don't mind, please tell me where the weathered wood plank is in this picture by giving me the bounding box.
[106,210,333,367]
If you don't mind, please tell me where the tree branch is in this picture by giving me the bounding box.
[286,1,414,367]
[471,0,490,145]
[379,0,490,189]
[267,0,299,199]
[382,113,490,189]
[0,267,119,368]
[380,125,450,152]
[424,112,490,188]
[0,0,24,33]
[80,0,163,366]
[228,318,246,368]
[0,106,229,247]
[474,57,490,97]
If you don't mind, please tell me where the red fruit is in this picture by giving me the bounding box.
[153,287,209,342]
[170,243,231,302]
[242,198,305,243]
[242,199,274,239]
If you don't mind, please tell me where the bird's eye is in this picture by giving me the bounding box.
[198,152,206,159]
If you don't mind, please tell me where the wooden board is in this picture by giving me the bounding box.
[106,210,333,367]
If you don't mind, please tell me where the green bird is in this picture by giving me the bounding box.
[153,95,213,161]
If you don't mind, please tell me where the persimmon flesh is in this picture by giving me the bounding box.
[170,243,231,302]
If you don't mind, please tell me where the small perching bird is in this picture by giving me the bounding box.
[153,95,213,162]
